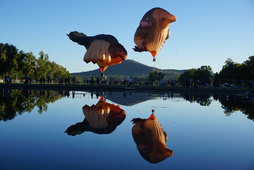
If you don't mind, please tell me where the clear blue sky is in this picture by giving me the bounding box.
[1,0,254,73]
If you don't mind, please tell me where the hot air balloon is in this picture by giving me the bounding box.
[67,31,127,76]
[133,7,176,61]
[65,96,126,136]
[131,110,173,163]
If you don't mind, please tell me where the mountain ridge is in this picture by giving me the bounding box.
[71,59,186,79]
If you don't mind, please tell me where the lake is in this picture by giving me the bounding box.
[0,89,254,170]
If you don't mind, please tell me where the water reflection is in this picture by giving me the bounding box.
[179,92,254,121]
[65,96,126,135]
[0,89,65,121]
[215,93,254,120]
[182,93,212,106]
[131,110,173,163]
[1,89,254,122]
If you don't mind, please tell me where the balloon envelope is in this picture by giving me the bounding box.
[131,113,173,163]
[133,7,176,61]
[68,32,127,74]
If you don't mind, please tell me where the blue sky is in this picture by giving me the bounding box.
[1,0,254,73]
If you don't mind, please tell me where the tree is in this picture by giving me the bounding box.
[148,70,165,84]
[178,66,213,86]
[34,51,51,81]
[178,68,197,84]
[194,65,213,84]
[18,51,36,77]
[219,58,238,80]
[243,56,254,80]
[51,62,70,81]
[0,43,70,83]
[216,57,254,87]
[0,43,19,77]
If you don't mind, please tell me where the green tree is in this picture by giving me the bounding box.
[219,58,237,80]
[178,66,213,86]
[34,51,51,81]
[178,68,197,84]
[18,51,36,78]
[194,65,213,84]
[243,56,254,80]
[148,70,165,83]
[0,43,19,77]
[215,57,254,87]
[218,58,246,86]
[0,43,70,83]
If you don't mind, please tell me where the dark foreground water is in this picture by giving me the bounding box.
[0,89,254,170]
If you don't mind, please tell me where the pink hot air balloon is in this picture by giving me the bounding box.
[133,7,176,61]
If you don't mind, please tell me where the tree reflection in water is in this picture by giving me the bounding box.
[65,96,126,136]
[131,110,173,163]
[215,94,254,120]
[1,90,254,123]
[181,93,212,106]
[181,92,254,121]
[0,89,65,121]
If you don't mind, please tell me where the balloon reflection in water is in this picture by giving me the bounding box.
[131,110,173,163]
[65,97,126,136]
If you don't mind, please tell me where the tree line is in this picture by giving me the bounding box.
[1,43,254,87]
[178,56,254,88]
[214,57,254,87]
[0,43,70,83]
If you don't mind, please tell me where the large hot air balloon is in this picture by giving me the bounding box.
[131,111,173,163]
[67,31,127,76]
[133,7,176,61]
[65,96,126,136]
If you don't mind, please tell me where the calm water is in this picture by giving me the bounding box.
[1,89,254,170]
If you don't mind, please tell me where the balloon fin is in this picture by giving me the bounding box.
[148,113,156,120]
[99,66,108,73]
[99,96,105,101]
[150,51,158,57]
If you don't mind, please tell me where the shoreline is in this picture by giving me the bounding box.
[1,83,253,94]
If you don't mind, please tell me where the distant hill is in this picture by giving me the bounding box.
[71,59,186,79]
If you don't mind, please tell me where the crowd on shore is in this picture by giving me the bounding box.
[3,75,254,90]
